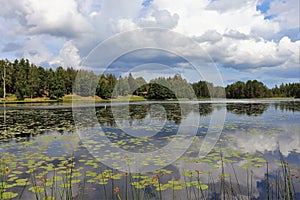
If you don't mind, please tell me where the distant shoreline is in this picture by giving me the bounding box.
[0,95,298,105]
[0,94,147,104]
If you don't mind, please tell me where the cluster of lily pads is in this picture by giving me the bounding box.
[0,129,299,199]
[0,108,75,141]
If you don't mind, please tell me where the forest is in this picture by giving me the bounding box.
[0,58,299,100]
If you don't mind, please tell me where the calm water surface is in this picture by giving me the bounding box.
[0,100,299,199]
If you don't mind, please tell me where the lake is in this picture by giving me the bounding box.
[0,99,299,199]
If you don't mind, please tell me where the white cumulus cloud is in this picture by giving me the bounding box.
[50,41,81,68]
[0,0,299,86]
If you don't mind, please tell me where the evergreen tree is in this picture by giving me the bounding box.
[37,66,47,97]
[46,69,55,99]
[15,59,27,100]
[65,67,77,94]
[114,76,130,96]
[96,74,111,99]
[0,58,299,100]
[147,83,175,99]
[27,64,40,98]
[52,66,66,99]
[127,73,136,94]
[191,81,212,98]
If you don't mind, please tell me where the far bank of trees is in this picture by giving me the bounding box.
[225,80,270,98]
[225,80,300,98]
[0,59,299,100]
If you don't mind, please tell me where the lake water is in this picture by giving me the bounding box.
[0,100,299,199]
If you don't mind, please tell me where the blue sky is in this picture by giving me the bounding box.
[0,0,299,87]
[256,0,272,14]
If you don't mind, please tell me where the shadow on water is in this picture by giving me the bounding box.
[1,101,298,139]
[226,103,269,116]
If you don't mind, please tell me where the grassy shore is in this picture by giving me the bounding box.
[0,96,61,104]
[0,94,147,104]
[1,95,297,105]
[64,94,147,103]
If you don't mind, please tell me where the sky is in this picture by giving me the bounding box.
[0,0,299,87]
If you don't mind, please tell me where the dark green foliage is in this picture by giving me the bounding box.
[74,70,98,97]
[46,69,55,98]
[272,83,300,98]
[148,74,195,99]
[37,66,47,97]
[65,67,77,95]
[96,74,117,99]
[27,64,41,98]
[147,83,175,99]
[226,81,246,98]
[127,73,136,94]
[52,66,66,99]
[15,87,25,100]
[0,59,69,99]
[0,59,299,100]
[226,80,271,98]
[14,59,27,100]
[113,76,130,97]
[225,80,300,99]
[191,81,226,98]
[192,81,212,98]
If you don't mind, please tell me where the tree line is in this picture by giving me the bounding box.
[0,59,299,100]
[0,59,76,100]
[225,80,300,98]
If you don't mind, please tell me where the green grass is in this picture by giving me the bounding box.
[68,94,147,103]
[0,94,61,104]
[111,95,147,102]
[2,95,295,105]
[0,94,147,105]
[0,99,60,104]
